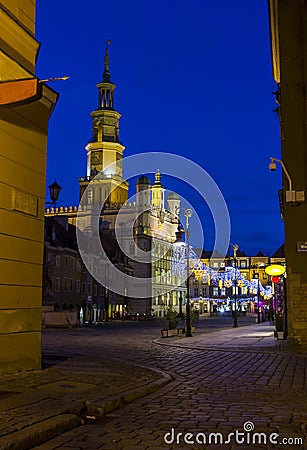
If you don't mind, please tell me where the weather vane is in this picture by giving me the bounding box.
[39,76,70,83]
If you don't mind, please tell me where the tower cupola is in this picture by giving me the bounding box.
[136,175,151,207]
[167,191,180,218]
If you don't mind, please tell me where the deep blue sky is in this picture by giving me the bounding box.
[36,0,283,256]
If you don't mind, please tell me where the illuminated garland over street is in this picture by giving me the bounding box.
[172,244,273,300]
[191,261,273,300]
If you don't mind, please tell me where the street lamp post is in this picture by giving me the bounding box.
[44,180,62,308]
[253,272,261,323]
[257,277,261,323]
[232,244,238,328]
[184,208,193,337]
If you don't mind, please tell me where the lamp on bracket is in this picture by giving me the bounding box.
[47,180,62,206]
[269,157,305,205]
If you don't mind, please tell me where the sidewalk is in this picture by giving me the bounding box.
[156,322,288,353]
[0,354,171,450]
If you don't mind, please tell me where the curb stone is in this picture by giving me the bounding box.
[86,369,173,417]
[0,414,81,450]
[153,337,307,356]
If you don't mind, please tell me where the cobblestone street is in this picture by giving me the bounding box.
[30,317,307,449]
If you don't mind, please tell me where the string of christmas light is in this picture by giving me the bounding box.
[191,261,273,299]
[171,248,273,299]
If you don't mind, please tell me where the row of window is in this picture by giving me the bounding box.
[210,261,248,269]
[193,287,209,297]
[211,286,248,296]
[192,286,252,298]
[90,186,122,202]
[152,191,164,200]
[47,253,82,270]
[210,261,272,269]
[54,278,99,296]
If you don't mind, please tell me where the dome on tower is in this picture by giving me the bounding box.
[167,191,180,200]
[136,175,150,185]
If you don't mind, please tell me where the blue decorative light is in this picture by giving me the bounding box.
[190,260,273,299]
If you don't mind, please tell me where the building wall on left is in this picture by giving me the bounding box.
[1,0,35,34]
[0,1,58,372]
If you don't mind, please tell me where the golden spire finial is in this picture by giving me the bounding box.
[103,40,111,82]
[155,169,161,182]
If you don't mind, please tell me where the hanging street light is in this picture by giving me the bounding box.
[48,180,62,205]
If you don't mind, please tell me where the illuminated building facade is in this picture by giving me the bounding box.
[45,45,183,319]
[188,251,276,314]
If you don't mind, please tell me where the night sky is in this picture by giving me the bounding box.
[36,0,283,256]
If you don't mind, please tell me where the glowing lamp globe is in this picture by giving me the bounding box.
[265,264,286,277]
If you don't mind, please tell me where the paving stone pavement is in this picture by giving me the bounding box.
[0,354,163,449]
[29,321,307,450]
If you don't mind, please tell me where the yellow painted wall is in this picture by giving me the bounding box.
[0,0,36,34]
[0,1,58,372]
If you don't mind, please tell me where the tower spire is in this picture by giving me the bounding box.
[103,40,111,82]
[80,40,128,205]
